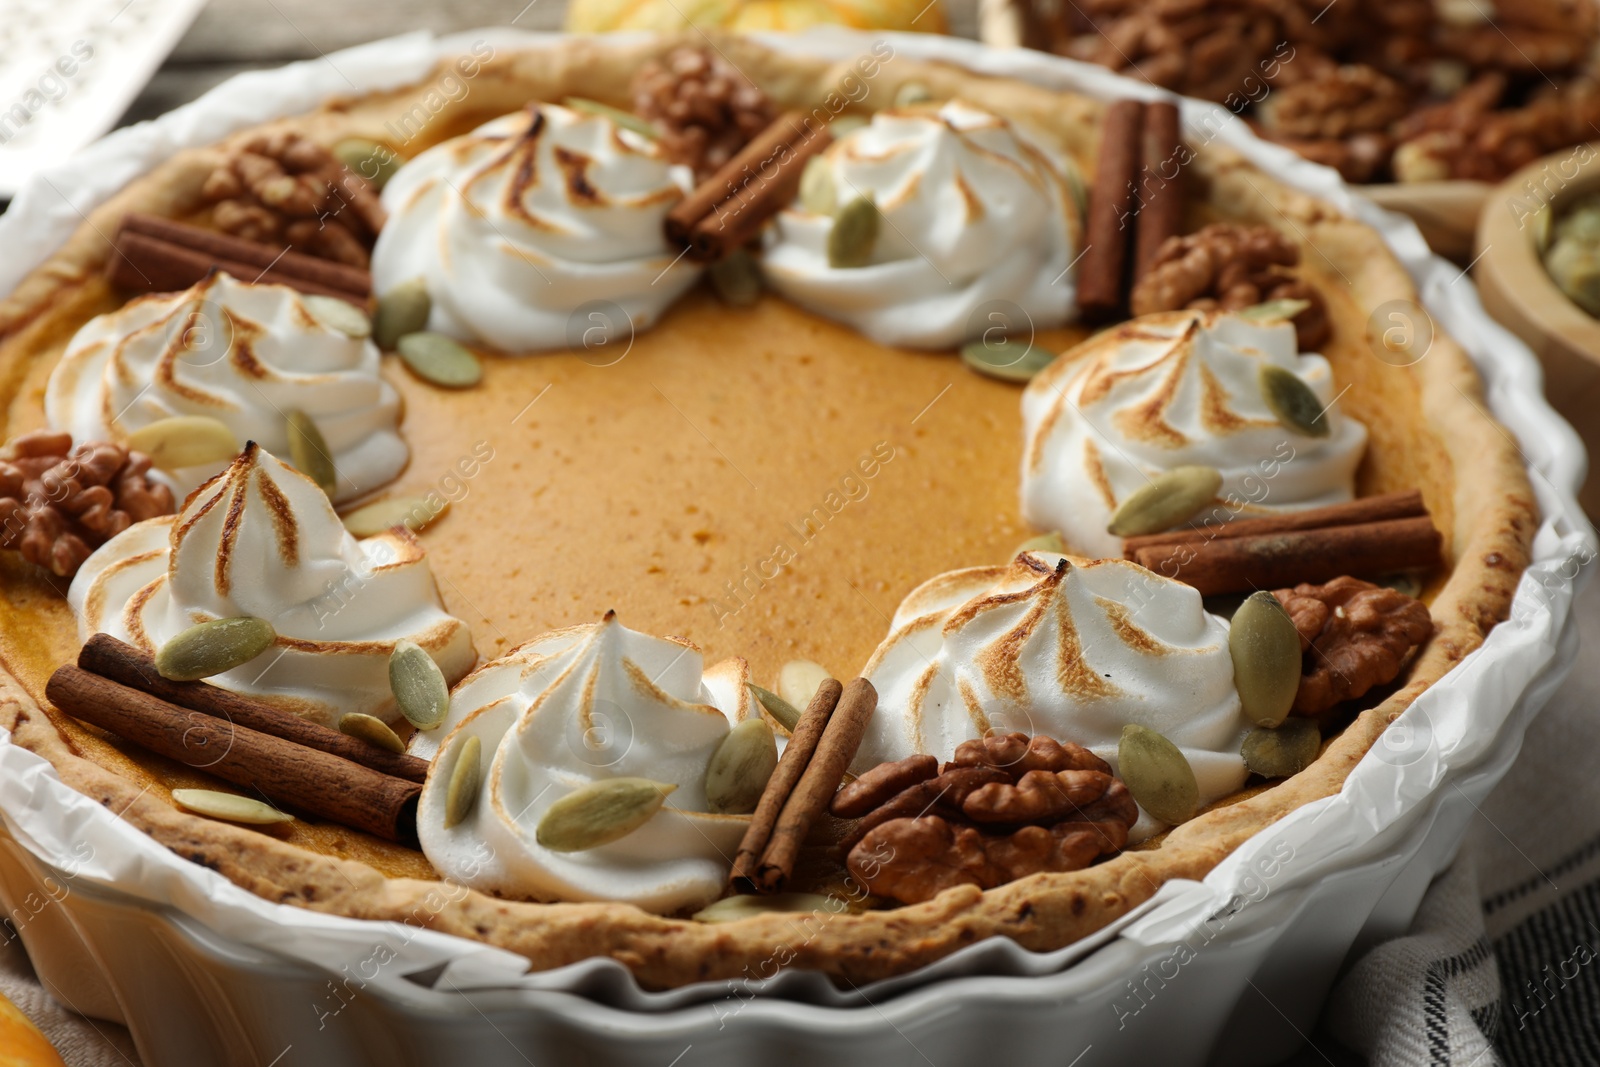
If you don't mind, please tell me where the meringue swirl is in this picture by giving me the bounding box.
[371,104,701,353]
[1021,309,1369,558]
[46,272,406,504]
[855,552,1250,838]
[414,612,761,913]
[68,445,475,727]
[761,100,1082,349]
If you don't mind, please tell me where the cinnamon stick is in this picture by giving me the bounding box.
[756,677,877,893]
[665,111,833,262]
[1122,489,1428,557]
[1132,515,1442,596]
[1134,101,1185,280]
[47,664,420,842]
[1015,0,1053,51]
[110,213,371,303]
[109,232,360,304]
[78,634,429,784]
[124,214,372,295]
[731,677,842,892]
[1079,99,1144,322]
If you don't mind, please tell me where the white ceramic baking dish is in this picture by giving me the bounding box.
[0,29,1590,1067]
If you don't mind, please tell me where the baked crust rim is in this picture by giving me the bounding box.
[0,34,1537,989]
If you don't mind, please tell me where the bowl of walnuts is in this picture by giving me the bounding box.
[981,0,1600,260]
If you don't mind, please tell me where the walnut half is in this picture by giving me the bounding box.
[631,47,777,182]
[1273,576,1433,720]
[0,431,174,579]
[841,734,1138,905]
[201,131,386,267]
[1130,223,1331,350]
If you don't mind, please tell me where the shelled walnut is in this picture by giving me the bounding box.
[201,131,387,267]
[1077,6,1284,103]
[1258,66,1411,140]
[1394,82,1600,182]
[1255,65,1409,181]
[1273,576,1434,720]
[1435,0,1599,76]
[1025,0,1600,185]
[1131,223,1331,349]
[631,46,777,182]
[0,431,174,579]
[837,733,1137,906]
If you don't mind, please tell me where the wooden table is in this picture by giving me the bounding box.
[120,0,981,127]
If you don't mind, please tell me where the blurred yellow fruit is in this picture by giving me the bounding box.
[566,0,947,34]
[0,991,66,1067]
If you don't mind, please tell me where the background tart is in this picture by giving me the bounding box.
[0,35,1536,985]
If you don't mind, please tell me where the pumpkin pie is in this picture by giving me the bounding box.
[0,34,1535,987]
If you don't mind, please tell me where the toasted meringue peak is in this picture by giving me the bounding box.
[856,551,1250,839]
[415,613,759,913]
[68,445,474,726]
[1021,308,1368,558]
[371,104,701,353]
[46,272,405,504]
[762,100,1083,349]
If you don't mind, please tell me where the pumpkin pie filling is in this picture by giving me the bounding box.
[0,36,1536,984]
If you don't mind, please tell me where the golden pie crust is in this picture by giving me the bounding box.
[0,35,1537,987]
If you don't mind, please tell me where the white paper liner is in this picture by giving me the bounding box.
[0,0,210,197]
[0,28,1592,1011]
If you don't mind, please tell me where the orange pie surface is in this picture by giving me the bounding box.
[381,290,1089,682]
[0,277,1087,876]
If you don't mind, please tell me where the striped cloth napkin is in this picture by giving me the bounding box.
[1324,578,1600,1067]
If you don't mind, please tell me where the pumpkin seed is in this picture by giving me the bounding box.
[171,788,293,826]
[535,778,676,852]
[800,155,837,216]
[1241,718,1321,778]
[339,712,405,753]
[1016,531,1068,556]
[960,336,1055,382]
[1117,724,1199,825]
[829,115,868,138]
[778,659,832,715]
[827,195,880,269]
[563,97,661,140]
[1229,591,1303,728]
[286,410,337,497]
[397,331,482,389]
[894,81,934,107]
[443,734,482,828]
[1260,365,1331,438]
[746,683,803,733]
[693,892,835,923]
[1532,204,1552,255]
[389,640,450,730]
[1107,466,1223,538]
[126,415,240,471]
[341,495,448,537]
[332,137,400,191]
[155,616,276,680]
[373,279,432,350]
[704,718,778,814]
[302,294,372,339]
[1236,298,1311,324]
[709,249,762,308]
